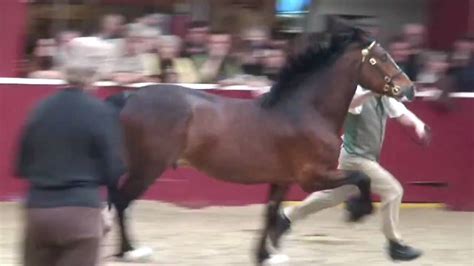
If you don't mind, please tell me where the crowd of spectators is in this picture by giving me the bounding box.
[27,13,288,87]
[26,13,473,92]
[385,23,473,93]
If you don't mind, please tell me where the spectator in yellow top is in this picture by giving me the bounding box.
[153,35,199,83]
[191,31,242,83]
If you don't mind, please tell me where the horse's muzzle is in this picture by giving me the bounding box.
[399,85,416,101]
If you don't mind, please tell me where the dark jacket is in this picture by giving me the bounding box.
[105,91,128,111]
[16,88,126,208]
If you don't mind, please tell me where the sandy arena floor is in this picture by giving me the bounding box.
[0,201,473,266]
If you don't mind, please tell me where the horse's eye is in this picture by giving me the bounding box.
[381,54,388,62]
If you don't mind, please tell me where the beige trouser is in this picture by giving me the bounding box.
[285,149,403,242]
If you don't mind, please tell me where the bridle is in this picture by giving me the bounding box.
[360,41,405,96]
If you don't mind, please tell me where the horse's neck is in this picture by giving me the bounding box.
[311,56,359,132]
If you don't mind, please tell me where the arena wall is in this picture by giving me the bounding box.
[0,79,472,211]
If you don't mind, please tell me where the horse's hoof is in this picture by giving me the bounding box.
[345,198,373,222]
[122,246,153,262]
[262,254,290,266]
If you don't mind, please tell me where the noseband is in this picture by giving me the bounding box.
[361,41,404,96]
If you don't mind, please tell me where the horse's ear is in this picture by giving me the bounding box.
[354,24,377,47]
[357,29,373,45]
[328,15,373,41]
[326,16,357,48]
[327,16,354,34]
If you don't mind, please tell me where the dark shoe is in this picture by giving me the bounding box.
[388,240,423,261]
[345,197,374,222]
[269,211,292,248]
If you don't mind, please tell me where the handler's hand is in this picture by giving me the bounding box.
[416,124,432,146]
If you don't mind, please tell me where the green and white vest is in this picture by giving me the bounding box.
[343,96,388,161]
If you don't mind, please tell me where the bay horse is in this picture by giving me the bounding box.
[110,23,415,264]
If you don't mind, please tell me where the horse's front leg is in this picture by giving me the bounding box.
[112,160,168,261]
[317,170,374,221]
[256,184,289,265]
[108,186,134,256]
[117,204,134,255]
[113,197,153,261]
[110,184,152,261]
[271,170,374,247]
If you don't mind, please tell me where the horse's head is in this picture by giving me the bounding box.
[357,40,415,99]
[261,17,416,109]
[326,16,415,100]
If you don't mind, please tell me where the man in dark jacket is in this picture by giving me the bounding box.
[105,89,134,112]
[16,37,125,266]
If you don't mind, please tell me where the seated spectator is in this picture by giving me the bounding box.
[155,35,199,83]
[430,36,473,110]
[222,45,285,88]
[104,27,149,84]
[446,36,474,92]
[388,37,412,74]
[137,27,162,79]
[183,21,210,57]
[416,51,448,85]
[142,13,165,34]
[262,47,286,82]
[240,27,270,76]
[450,36,473,68]
[402,23,427,80]
[28,39,63,79]
[192,31,242,83]
[53,30,81,70]
[98,14,125,45]
[66,36,116,82]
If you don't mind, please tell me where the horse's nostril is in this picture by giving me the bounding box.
[403,85,416,101]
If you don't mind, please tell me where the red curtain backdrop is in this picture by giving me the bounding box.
[0,0,26,77]
[428,0,470,50]
[470,0,474,34]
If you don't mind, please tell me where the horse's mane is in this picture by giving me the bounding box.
[260,26,368,108]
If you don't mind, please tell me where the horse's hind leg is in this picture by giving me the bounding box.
[115,158,168,253]
[115,113,189,257]
[256,184,289,265]
[114,148,170,257]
